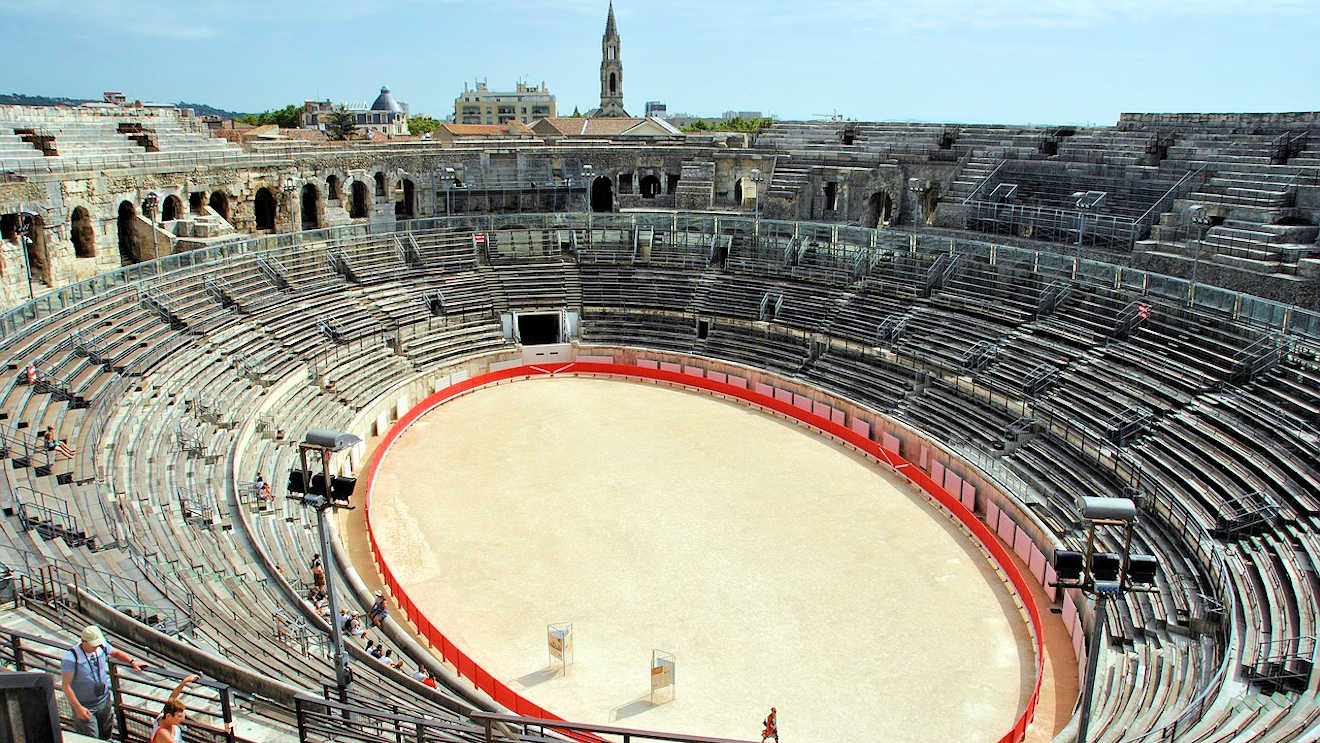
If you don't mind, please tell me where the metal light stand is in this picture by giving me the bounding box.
[142,192,159,259]
[289,431,361,702]
[1188,205,1213,306]
[1051,496,1160,743]
[14,216,33,300]
[283,176,298,230]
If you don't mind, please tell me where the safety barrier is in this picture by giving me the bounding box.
[364,361,1044,743]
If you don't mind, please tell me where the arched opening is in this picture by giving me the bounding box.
[301,184,320,230]
[590,177,614,213]
[735,176,758,206]
[639,174,661,199]
[867,191,895,228]
[734,179,743,205]
[609,73,617,94]
[395,179,416,219]
[117,200,140,265]
[374,172,386,197]
[351,181,370,219]
[2,213,49,284]
[254,188,276,231]
[208,191,230,222]
[71,206,95,258]
[189,192,204,213]
[161,194,182,222]
[327,175,340,201]
[823,182,839,212]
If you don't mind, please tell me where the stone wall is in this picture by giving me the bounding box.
[1118,112,1320,131]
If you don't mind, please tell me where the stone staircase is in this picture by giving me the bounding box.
[674,160,714,209]
[947,154,1002,203]
[765,160,810,199]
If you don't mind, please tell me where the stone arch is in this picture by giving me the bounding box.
[590,177,614,213]
[301,183,320,230]
[735,176,759,206]
[395,178,416,219]
[374,172,386,197]
[161,194,183,222]
[254,187,277,231]
[117,200,140,264]
[71,206,95,258]
[326,174,341,201]
[209,191,230,222]
[350,181,371,219]
[867,191,895,228]
[639,174,662,199]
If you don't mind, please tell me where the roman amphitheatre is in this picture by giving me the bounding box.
[0,9,1318,743]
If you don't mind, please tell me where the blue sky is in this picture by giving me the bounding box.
[0,0,1316,125]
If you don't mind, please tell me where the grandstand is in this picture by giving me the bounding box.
[0,94,1318,742]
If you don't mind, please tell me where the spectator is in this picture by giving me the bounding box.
[149,674,201,743]
[24,364,39,386]
[368,590,388,627]
[61,625,146,739]
[255,472,273,507]
[310,554,326,591]
[42,426,76,458]
[413,665,437,689]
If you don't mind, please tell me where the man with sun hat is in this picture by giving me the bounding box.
[61,625,146,738]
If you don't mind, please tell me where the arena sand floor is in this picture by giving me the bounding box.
[366,376,1036,742]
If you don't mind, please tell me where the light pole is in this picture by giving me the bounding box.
[287,428,363,701]
[1052,497,1160,743]
[749,168,763,221]
[909,178,929,227]
[14,215,34,300]
[581,164,593,213]
[1188,205,1212,306]
[283,176,298,231]
[142,192,159,260]
[1071,190,1107,258]
[440,167,457,217]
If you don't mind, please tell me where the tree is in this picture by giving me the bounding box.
[407,116,440,136]
[237,104,302,129]
[326,106,358,141]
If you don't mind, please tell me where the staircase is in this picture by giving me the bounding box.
[765,161,810,199]
[674,161,714,209]
[947,154,1003,203]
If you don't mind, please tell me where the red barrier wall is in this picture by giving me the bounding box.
[364,362,1043,743]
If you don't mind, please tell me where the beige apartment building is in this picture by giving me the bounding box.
[454,81,556,125]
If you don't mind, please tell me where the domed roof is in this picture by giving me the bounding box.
[370,86,402,113]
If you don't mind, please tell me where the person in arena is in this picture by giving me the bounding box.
[761,707,778,743]
[42,425,76,458]
[368,589,388,627]
[61,625,146,739]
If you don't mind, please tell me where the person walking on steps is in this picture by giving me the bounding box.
[761,707,778,743]
[61,625,146,739]
[150,673,202,743]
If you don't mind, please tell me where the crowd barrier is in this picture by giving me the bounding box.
[364,361,1045,743]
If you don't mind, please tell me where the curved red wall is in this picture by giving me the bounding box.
[363,362,1043,743]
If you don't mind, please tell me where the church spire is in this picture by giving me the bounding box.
[595,1,628,117]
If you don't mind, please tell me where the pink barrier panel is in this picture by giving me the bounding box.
[931,460,945,487]
[830,409,846,426]
[659,362,681,373]
[1044,563,1059,602]
[707,371,727,384]
[812,401,833,419]
[793,394,814,413]
[754,382,774,397]
[986,500,1001,529]
[943,470,962,499]
[852,418,872,438]
[637,359,659,369]
[683,365,704,377]
[774,387,793,404]
[364,363,1042,743]
[727,375,747,389]
[997,511,1016,544]
[1013,527,1033,564]
[881,432,900,455]
[1029,547,1046,586]
[961,482,976,512]
[919,445,929,470]
[577,355,614,364]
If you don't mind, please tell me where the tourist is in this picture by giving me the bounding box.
[760,707,778,743]
[149,673,201,743]
[368,589,388,627]
[61,625,146,739]
[42,425,76,458]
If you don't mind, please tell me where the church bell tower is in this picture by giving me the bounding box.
[596,1,629,117]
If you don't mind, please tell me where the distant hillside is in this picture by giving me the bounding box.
[0,92,249,119]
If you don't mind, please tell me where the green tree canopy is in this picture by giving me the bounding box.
[236,104,303,129]
[681,117,775,134]
[407,116,441,136]
[326,106,358,141]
